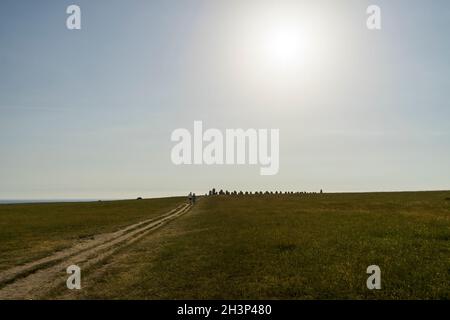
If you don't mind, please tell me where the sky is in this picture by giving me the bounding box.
[0,0,449,199]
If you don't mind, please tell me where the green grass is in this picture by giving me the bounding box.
[0,197,185,271]
[59,191,450,300]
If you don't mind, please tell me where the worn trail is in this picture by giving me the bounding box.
[0,202,192,299]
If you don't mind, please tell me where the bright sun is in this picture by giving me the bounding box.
[232,5,330,83]
[229,4,337,98]
[264,26,306,67]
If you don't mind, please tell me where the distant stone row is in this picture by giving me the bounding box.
[207,188,323,196]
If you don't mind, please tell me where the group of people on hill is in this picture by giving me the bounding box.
[188,192,197,205]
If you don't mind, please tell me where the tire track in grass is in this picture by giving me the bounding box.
[0,202,192,299]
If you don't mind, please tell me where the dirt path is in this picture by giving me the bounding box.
[0,202,192,299]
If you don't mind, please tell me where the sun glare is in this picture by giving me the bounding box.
[264,25,307,67]
[231,4,335,94]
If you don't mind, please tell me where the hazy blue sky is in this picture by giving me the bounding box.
[1,0,449,199]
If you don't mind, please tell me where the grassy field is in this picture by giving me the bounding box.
[49,191,450,300]
[0,197,185,271]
